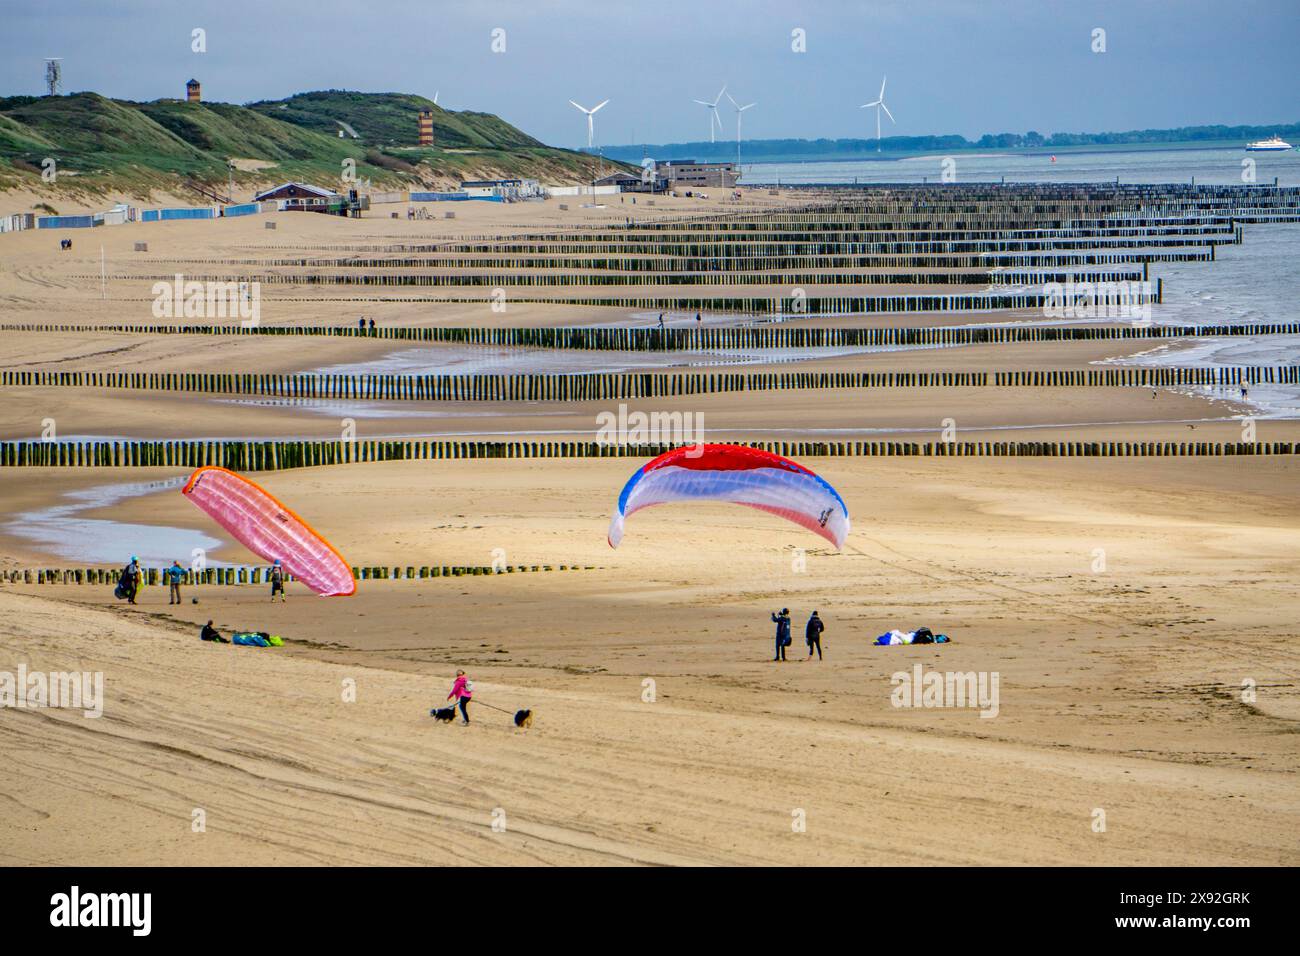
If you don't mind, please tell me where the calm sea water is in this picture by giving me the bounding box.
[742,145,1300,187]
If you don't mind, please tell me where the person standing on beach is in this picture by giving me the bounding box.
[165,559,186,605]
[771,608,791,661]
[269,559,286,602]
[658,312,665,330]
[447,669,473,724]
[804,610,824,661]
[122,556,142,605]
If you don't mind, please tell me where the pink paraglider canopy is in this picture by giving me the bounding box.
[181,466,355,596]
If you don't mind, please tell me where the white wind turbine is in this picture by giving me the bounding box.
[693,85,727,143]
[860,76,895,152]
[726,92,756,166]
[569,98,609,149]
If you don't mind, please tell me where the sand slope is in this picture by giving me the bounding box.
[3,456,1297,866]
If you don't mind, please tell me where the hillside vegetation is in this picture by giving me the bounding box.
[0,89,617,200]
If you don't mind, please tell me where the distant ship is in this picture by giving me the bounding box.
[1245,135,1293,151]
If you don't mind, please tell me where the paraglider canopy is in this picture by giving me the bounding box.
[181,466,355,596]
[609,444,850,549]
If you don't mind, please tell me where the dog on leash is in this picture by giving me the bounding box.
[430,706,457,723]
[513,709,533,729]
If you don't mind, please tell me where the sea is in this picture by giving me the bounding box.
[740,144,1300,187]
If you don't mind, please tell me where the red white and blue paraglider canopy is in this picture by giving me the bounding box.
[608,444,850,549]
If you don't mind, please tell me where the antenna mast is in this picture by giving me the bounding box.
[45,58,63,96]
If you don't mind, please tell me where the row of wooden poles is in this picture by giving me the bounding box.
[2,439,1296,471]
[142,248,1216,268]
[67,288,1172,317]
[154,225,1237,262]
[2,563,596,586]
[4,366,1295,402]
[20,318,1300,352]
[230,214,1244,248]
[403,234,1237,254]
[226,232,1229,257]
[91,267,1151,289]
[106,225,1241,275]
[436,219,1242,240]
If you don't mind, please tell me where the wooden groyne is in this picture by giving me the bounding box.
[11,319,1300,352]
[4,366,1294,402]
[1,563,597,587]
[1,438,1294,471]
[84,267,1150,290]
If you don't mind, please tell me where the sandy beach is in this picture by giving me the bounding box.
[2,183,1298,868]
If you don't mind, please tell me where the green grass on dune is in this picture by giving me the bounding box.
[247,90,547,151]
[0,89,622,200]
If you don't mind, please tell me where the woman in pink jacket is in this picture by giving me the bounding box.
[447,670,473,725]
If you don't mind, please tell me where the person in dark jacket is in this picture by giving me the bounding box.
[269,559,286,602]
[120,556,142,605]
[805,610,825,660]
[200,620,227,643]
[771,608,792,661]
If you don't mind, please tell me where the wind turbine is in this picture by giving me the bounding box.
[433,91,439,106]
[692,85,727,143]
[726,92,756,167]
[860,76,894,152]
[569,98,609,149]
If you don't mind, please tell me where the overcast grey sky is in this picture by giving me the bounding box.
[2,0,1296,148]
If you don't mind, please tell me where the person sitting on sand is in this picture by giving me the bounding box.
[200,620,227,643]
[447,669,473,725]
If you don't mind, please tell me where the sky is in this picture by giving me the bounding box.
[2,0,1296,149]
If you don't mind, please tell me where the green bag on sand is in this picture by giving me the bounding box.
[267,635,284,647]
